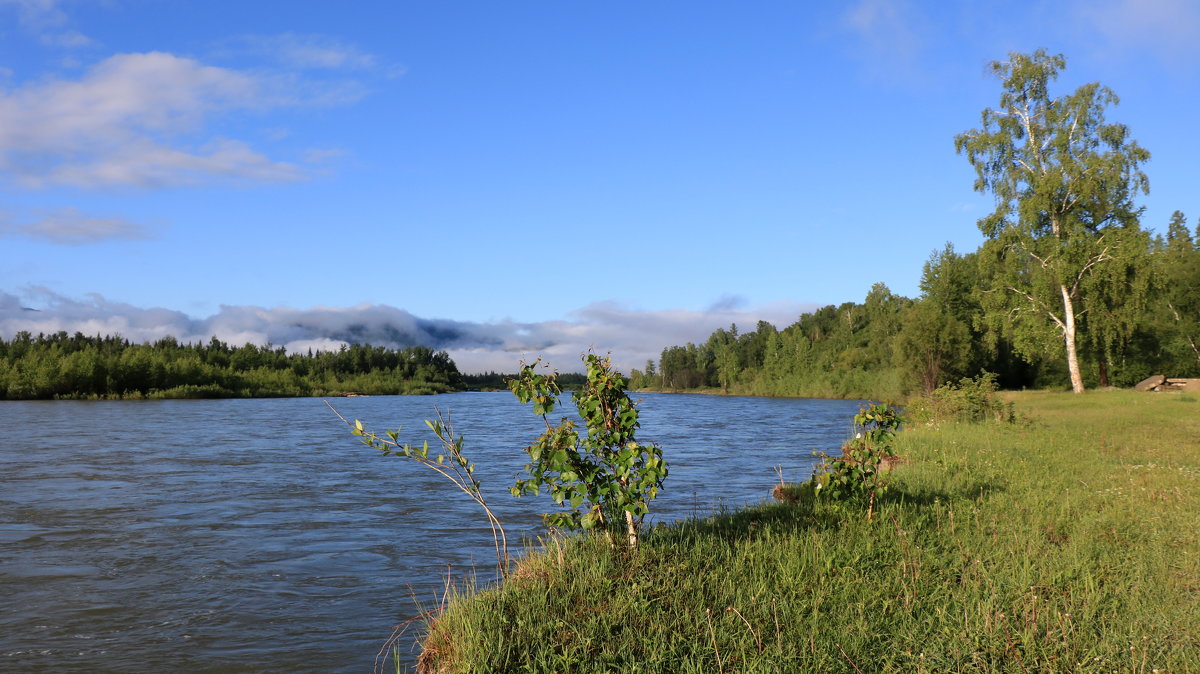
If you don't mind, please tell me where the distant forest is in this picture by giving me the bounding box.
[0,332,466,399]
[632,212,1200,400]
[460,371,587,391]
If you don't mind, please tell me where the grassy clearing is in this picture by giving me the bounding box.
[412,390,1199,673]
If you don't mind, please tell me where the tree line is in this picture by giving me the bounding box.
[634,51,1200,399]
[0,331,466,399]
[461,371,588,391]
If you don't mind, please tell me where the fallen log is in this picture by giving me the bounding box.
[1134,375,1166,391]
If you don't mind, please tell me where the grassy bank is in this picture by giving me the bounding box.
[411,390,1199,673]
[632,373,906,402]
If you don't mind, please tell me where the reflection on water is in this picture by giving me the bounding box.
[0,392,863,672]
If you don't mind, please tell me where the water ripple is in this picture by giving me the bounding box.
[0,392,862,672]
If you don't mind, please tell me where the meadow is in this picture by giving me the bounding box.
[409,389,1199,673]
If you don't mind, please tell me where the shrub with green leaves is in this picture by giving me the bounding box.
[905,372,1015,425]
[509,353,668,548]
[817,403,903,519]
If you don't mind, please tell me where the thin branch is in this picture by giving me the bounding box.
[1025,248,1051,269]
[372,607,443,674]
[327,401,510,576]
[1071,244,1113,293]
[837,643,865,674]
[706,608,725,672]
[727,605,764,653]
[1005,285,1067,331]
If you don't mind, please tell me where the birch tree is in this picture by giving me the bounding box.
[955,50,1150,393]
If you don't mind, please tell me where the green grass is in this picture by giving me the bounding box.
[411,390,1199,673]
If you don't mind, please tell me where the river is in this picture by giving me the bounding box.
[0,392,864,672]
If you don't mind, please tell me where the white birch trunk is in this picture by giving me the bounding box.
[1060,284,1085,394]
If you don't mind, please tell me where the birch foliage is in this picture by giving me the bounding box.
[955,50,1150,392]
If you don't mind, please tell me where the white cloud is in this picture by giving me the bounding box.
[843,0,928,84]
[301,147,346,165]
[217,33,405,77]
[40,29,94,48]
[1,0,68,27]
[0,52,308,188]
[0,0,94,47]
[0,207,153,245]
[0,289,820,374]
[1075,0,1200,61]
[46,138,305,188]
[261,33,379,70]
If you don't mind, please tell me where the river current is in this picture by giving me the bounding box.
[0,392,863,672]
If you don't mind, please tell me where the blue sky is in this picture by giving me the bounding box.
[1,0,1198,372]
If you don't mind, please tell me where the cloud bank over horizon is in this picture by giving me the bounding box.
[0,289,818,374]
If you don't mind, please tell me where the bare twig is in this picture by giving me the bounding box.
[727,605,763,653]
[772,597,782,651]
[706,608,724,672]
[327,401,510,576]
[372,607,443,674]
[1003,620,1031,674]
[837,643,864,674]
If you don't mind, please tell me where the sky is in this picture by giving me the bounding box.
[1,0,1198,373]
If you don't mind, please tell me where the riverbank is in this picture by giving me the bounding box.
[632,385,880,401]
[405,389,1199,672]
[633,382,902,401]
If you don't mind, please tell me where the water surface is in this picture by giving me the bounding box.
[0,392,863,672]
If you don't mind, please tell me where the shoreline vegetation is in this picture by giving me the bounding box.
[401,389,1199,673]
[0,331,467,400]
[0,331,600,400]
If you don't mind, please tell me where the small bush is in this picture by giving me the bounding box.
[814,403,903,519]
[149,383,237,399]
[905,372,1015,424]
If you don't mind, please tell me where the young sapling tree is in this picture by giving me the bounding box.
[818,403,903,520]
[509,353,668,548]
[328,402,511,576]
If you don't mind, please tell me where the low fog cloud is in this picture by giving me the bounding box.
[0,207,153,245]
[0,288,818,374]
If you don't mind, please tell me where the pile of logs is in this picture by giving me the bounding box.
[1134,375,1199,392]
